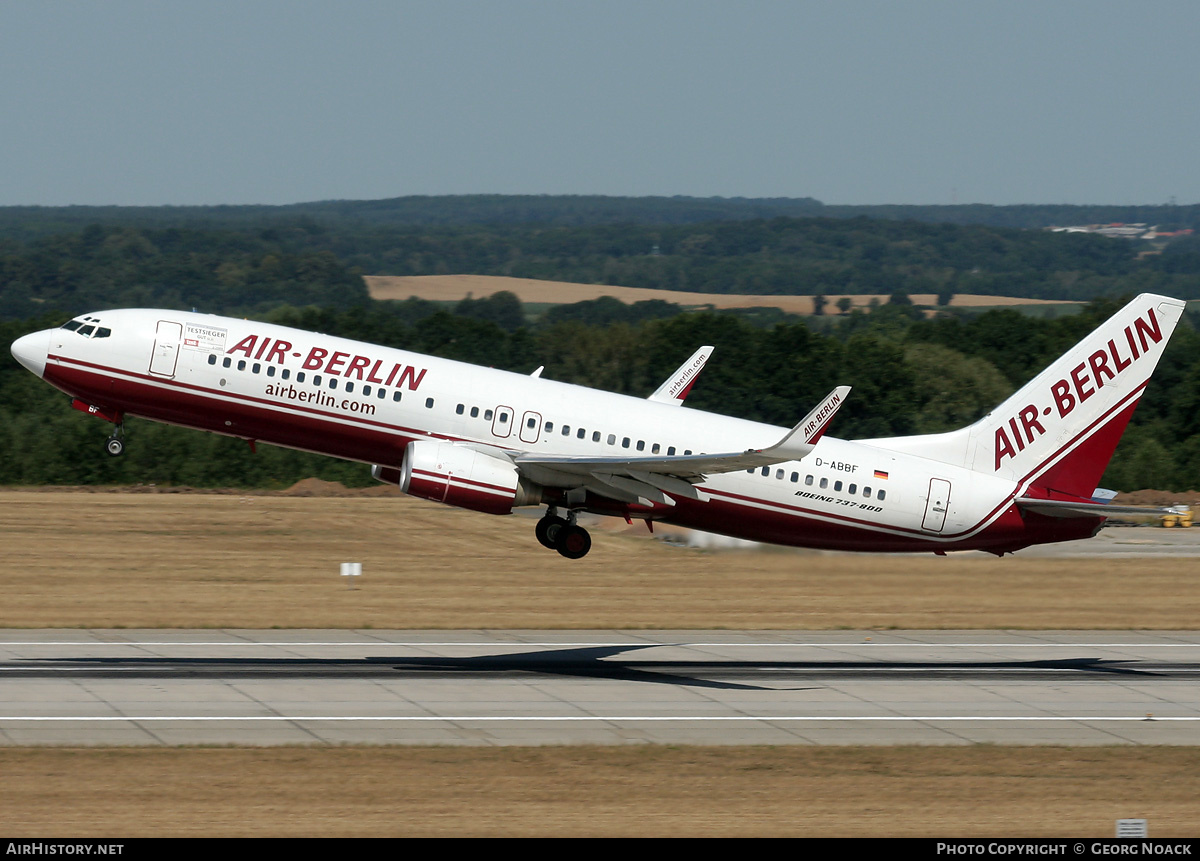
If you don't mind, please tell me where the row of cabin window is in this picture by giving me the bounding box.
[748,465,887,500]
[208,354,409,403]
[452,404,694,455]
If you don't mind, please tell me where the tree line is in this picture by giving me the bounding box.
[2,293,1197,491]
[4,218,1200,326]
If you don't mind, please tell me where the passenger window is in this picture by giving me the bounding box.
[313,374,321,385]
[223,357,232,368]
[426,398,435,409]
[393,391,402,402]
[267,365,276,377]
[667,447,676,456]
[592,431,600,442]
[819,478,828,489]
[252,363,261,374]
[329,378,337,389]
[760,466,769,477]
[652,443,660,454]
[848,483,856,495]
[878,490,887,501]
[562,425,570,436]
[834,481,843,492]
[636,440,645,451]
[282,369,290,380]
[456,404,465,415]
[863,487,872,498]
[238,360,247,371]
[805,475,814,486]
[208,355,217,365]
[297,371,305,382]
[345,381,353,392]
[471,407,479,418]
[485,409,494,420]
[776,470,784,480]
[607,434,616,446]
[790,472,798,482]
[577,428,586,439]
[545,422,553,433]
[622,437,631,449]
[527,417,536,428]
[363,385,371,396]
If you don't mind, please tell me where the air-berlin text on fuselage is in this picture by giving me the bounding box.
[993,306,1162,470]
[225,334,428,391]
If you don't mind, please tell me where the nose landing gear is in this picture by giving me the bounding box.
[105,424,126,457]
[535,508,592,559]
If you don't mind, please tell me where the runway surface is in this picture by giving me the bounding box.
[2,630,1199,746]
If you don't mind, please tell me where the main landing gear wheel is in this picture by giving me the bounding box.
[554,523,592,559]
[535,514,568,550]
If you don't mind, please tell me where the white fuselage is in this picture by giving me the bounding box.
[16,308,1104,554]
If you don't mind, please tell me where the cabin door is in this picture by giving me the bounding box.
[148,320,183,378]
[922,478,952,532]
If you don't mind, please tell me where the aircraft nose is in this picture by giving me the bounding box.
[10,329,48,378]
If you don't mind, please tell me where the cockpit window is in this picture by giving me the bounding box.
[60,318,111,338]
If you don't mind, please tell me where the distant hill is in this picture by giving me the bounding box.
[2,194,1199,239]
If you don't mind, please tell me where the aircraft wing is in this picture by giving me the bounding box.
[1015,498,1174,518]
[513,387,850,506]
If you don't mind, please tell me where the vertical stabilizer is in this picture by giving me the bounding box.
[966,293,1185,498]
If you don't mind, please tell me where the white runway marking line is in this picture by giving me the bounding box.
[0,715,1197,723]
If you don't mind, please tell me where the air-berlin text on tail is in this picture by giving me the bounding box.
[993,306,1163,470]
[225,334,428,391]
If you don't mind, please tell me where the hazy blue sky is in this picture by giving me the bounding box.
[2,1,1197,207]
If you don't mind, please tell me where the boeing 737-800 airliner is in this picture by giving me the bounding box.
[9,293,1185,558]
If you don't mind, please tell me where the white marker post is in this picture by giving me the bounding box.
[340,562,362,590]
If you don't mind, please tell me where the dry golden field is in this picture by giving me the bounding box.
[3,488,1199,629]
[364,273,1074,315]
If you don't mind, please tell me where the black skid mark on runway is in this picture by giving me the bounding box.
[8,650,1177,688]
[12,645,804,690]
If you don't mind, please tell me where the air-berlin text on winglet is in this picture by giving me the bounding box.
[993,305,1163,470]
[226,333,428,391]
[804,391,843,439]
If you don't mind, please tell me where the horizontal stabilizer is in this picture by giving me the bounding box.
[1015,497,1173,519]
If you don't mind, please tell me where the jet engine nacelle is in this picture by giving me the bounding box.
[375,440,542,515]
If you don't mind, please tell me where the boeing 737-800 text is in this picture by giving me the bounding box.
[9,293,1185,558]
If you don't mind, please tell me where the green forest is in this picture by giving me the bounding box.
[1,197,1198,492]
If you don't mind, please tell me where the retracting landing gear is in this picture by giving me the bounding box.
[535,508,592,559]
[105,424,126,457]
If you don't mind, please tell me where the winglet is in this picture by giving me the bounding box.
[755,386,851,460]
[648,346,713,406]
